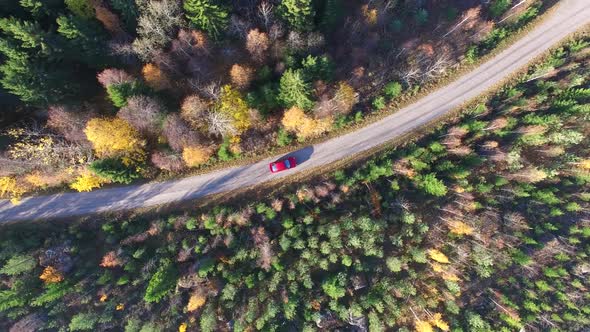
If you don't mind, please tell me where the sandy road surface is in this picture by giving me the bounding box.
[1,0,589,223]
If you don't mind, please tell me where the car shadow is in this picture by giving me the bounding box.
[277,145,314,165]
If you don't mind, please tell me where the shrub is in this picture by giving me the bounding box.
[70,172,104,192]
[277,128,293,147]
[0,176,26,204]
[89,158,141,184]
[372,96,386,111]
[69,313,98,331]
[217,139,234,161]
[417,173,448,196]
[151,151,186,172]
[490,0,511,18]
[182,146,213,167]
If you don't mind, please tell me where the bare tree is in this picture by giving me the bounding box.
[118,95,165,136]
[163,114,201,152]
[257,1,274,29]
[206,110,236,137]
[133,0,184,60]
[47,105,93,145]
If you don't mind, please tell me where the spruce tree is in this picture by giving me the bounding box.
[56,15,109,67]
[278,0,315,31]
[183,0,229,38]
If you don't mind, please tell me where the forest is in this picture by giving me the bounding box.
[0,34,588,331]
[0,0,546,201]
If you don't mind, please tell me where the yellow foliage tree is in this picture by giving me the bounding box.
[70,171,104,192]
[415,320,433,332]
[430,313,450,331]
[447,220,473,236]
[182,146,213,167]
[178,323,187,332]
[281,106,332,139]
[578,159,590,170]
[215,85,251,135]
[0,176,26,204]
[333,81,358,115]
[187,292,207,312]
[361,5,378,25]
[428,249,449,264]
[142,63,172,91]
[39,266,64,283]
[85,118,145,158]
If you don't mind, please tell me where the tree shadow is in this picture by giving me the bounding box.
[277,146,315,165]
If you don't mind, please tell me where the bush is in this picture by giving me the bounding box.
[372,96,386,111]
[89,158,141,184]
[277,128,293,147]
[417,173,448,197]
[69,313,98,331]
[182,146,213,167]
[217,139,234,161]
[144,260,178,303]
[383,82,402,100]
[465,45,479,64]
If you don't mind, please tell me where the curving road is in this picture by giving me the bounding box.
[1,0,589,223]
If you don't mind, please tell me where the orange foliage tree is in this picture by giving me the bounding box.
[39,266,64,283]
[142,63,172,91]
[246,29,269,62]
[230,64,254,90]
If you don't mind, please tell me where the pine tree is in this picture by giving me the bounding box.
[183,0,229,38]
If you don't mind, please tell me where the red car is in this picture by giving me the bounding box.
[269,157,297,173]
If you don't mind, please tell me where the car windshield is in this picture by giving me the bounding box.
[284,160,291,168]
[271,164,278,172]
